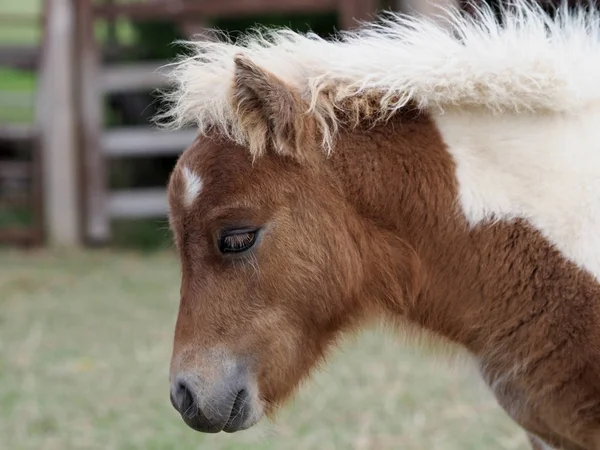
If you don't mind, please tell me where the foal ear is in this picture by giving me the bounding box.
[232,55,315,160]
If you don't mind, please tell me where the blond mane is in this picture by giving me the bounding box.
[157,1,600,155]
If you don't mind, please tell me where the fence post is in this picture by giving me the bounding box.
[37,0,81,246]
[74,0,110,245]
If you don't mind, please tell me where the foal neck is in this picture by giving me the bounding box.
[325,110,600,358]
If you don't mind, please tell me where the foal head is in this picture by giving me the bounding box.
[167,57,419,433]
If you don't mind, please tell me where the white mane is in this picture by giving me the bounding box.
[158,1,600,152]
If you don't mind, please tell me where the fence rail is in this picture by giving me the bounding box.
[101,61,172,93]
[108,188,168,218]
[102,128,196,157]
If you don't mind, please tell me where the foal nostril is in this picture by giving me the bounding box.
[232,389,248,417]
[172,378,196,418]
[225,388,250,430]
[169,370,257,433]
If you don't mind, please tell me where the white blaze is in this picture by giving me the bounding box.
[182,166,203,208]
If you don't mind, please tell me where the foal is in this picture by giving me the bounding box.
[163,3,600,448]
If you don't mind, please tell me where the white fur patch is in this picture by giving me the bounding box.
[434,104,600,281]
[158,1,600,153]
[182,166,203,208]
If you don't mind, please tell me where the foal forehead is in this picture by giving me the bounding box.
[169,136,271,213]
[181,136,254,178]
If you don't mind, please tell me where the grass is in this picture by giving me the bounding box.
[0,249,532,450]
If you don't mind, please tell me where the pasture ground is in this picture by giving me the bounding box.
[1,249,531,450]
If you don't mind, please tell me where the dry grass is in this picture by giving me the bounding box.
[0,249,531,450]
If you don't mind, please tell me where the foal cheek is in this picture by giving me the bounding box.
[247,308,300,356]
[246,309,309,395]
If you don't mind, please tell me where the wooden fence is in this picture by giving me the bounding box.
[73,0,380,245]
[12,0,576,247]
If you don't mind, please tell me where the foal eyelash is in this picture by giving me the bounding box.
[218,229,259,254]
[223,233,254,249]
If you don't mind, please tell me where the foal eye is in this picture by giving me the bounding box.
[219,230,258,254]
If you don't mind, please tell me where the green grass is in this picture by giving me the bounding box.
[0,249,532,450]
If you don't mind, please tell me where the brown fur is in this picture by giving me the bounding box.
[168,61,600,449]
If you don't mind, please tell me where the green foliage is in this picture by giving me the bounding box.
[0,206,32,228]
[128,21,183,61]
[212,11,340,39]
[0,68,36,123]
[0,67,35,91]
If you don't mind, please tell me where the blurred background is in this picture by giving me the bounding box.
[0,1,580,449]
